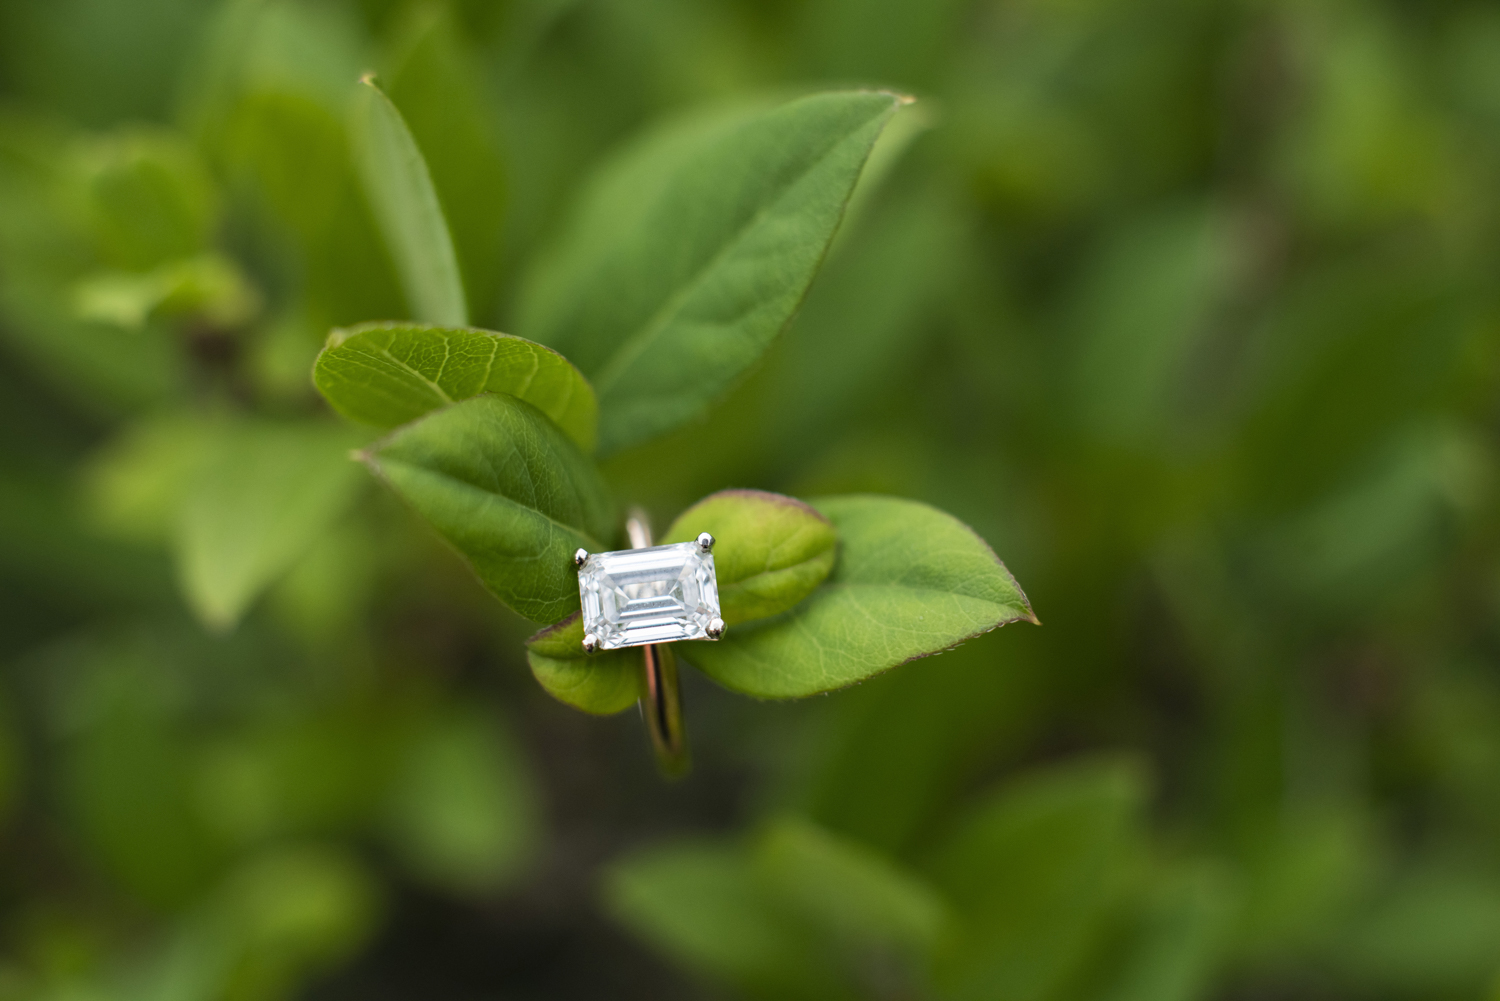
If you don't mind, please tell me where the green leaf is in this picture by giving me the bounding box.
[604,840,851,999]
[385,3,506,322]
[678,495,1035,698]
[217,88,407,331]
[176,421,366,631]
[195,704,395,843]
[663,489,835,624]
[1330,855,1500,995]
[204,0,406,331]
[384,706,536,895]
[1233,803,1377,963]
[518,90,906,455]
[1096,862,1235,1001]
[525,613,642,715]
[212,845,382,987]
[313,321,598,451]
[80,414,214,544]
[925,760,1150,1001]
[350,74,467,326]
[799,640,1047,857]
[74,127,217,271]
[73,252,260,330]
[527,650,642,715]
[60,640,226,909]
[222,91,350,240]
[1257,422,1484,611]
[1067,203,1239,444]
[362,394,615,623]
[755,815,948,952]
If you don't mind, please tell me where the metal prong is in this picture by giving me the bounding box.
[697,532,715,552]
[582,633,599,654]
[574,548,589,567]
[706,617,725,639]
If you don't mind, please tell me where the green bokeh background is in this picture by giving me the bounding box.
[4,0,1500,998]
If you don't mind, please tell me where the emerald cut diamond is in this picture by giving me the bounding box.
[577,541,722,650]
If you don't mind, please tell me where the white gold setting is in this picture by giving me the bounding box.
[576,540,723,651]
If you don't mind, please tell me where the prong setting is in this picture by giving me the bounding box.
[573,548,589,567]
[582,633,599,654]
[696,532,715,553]
[575,540,723,649]
[706,617,725,639]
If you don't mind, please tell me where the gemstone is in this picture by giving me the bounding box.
[577,542,721,649]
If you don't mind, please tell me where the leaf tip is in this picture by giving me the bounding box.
[358,71,379,88]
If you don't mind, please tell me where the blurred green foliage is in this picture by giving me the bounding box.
[3,0,1500,999]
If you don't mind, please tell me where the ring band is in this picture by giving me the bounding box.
[624,509,690,776]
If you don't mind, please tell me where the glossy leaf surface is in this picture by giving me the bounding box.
[314,322,598,451]
[679,495,1034,698]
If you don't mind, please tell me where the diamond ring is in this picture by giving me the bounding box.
[573,509,722,776]
[574,532,725,653]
